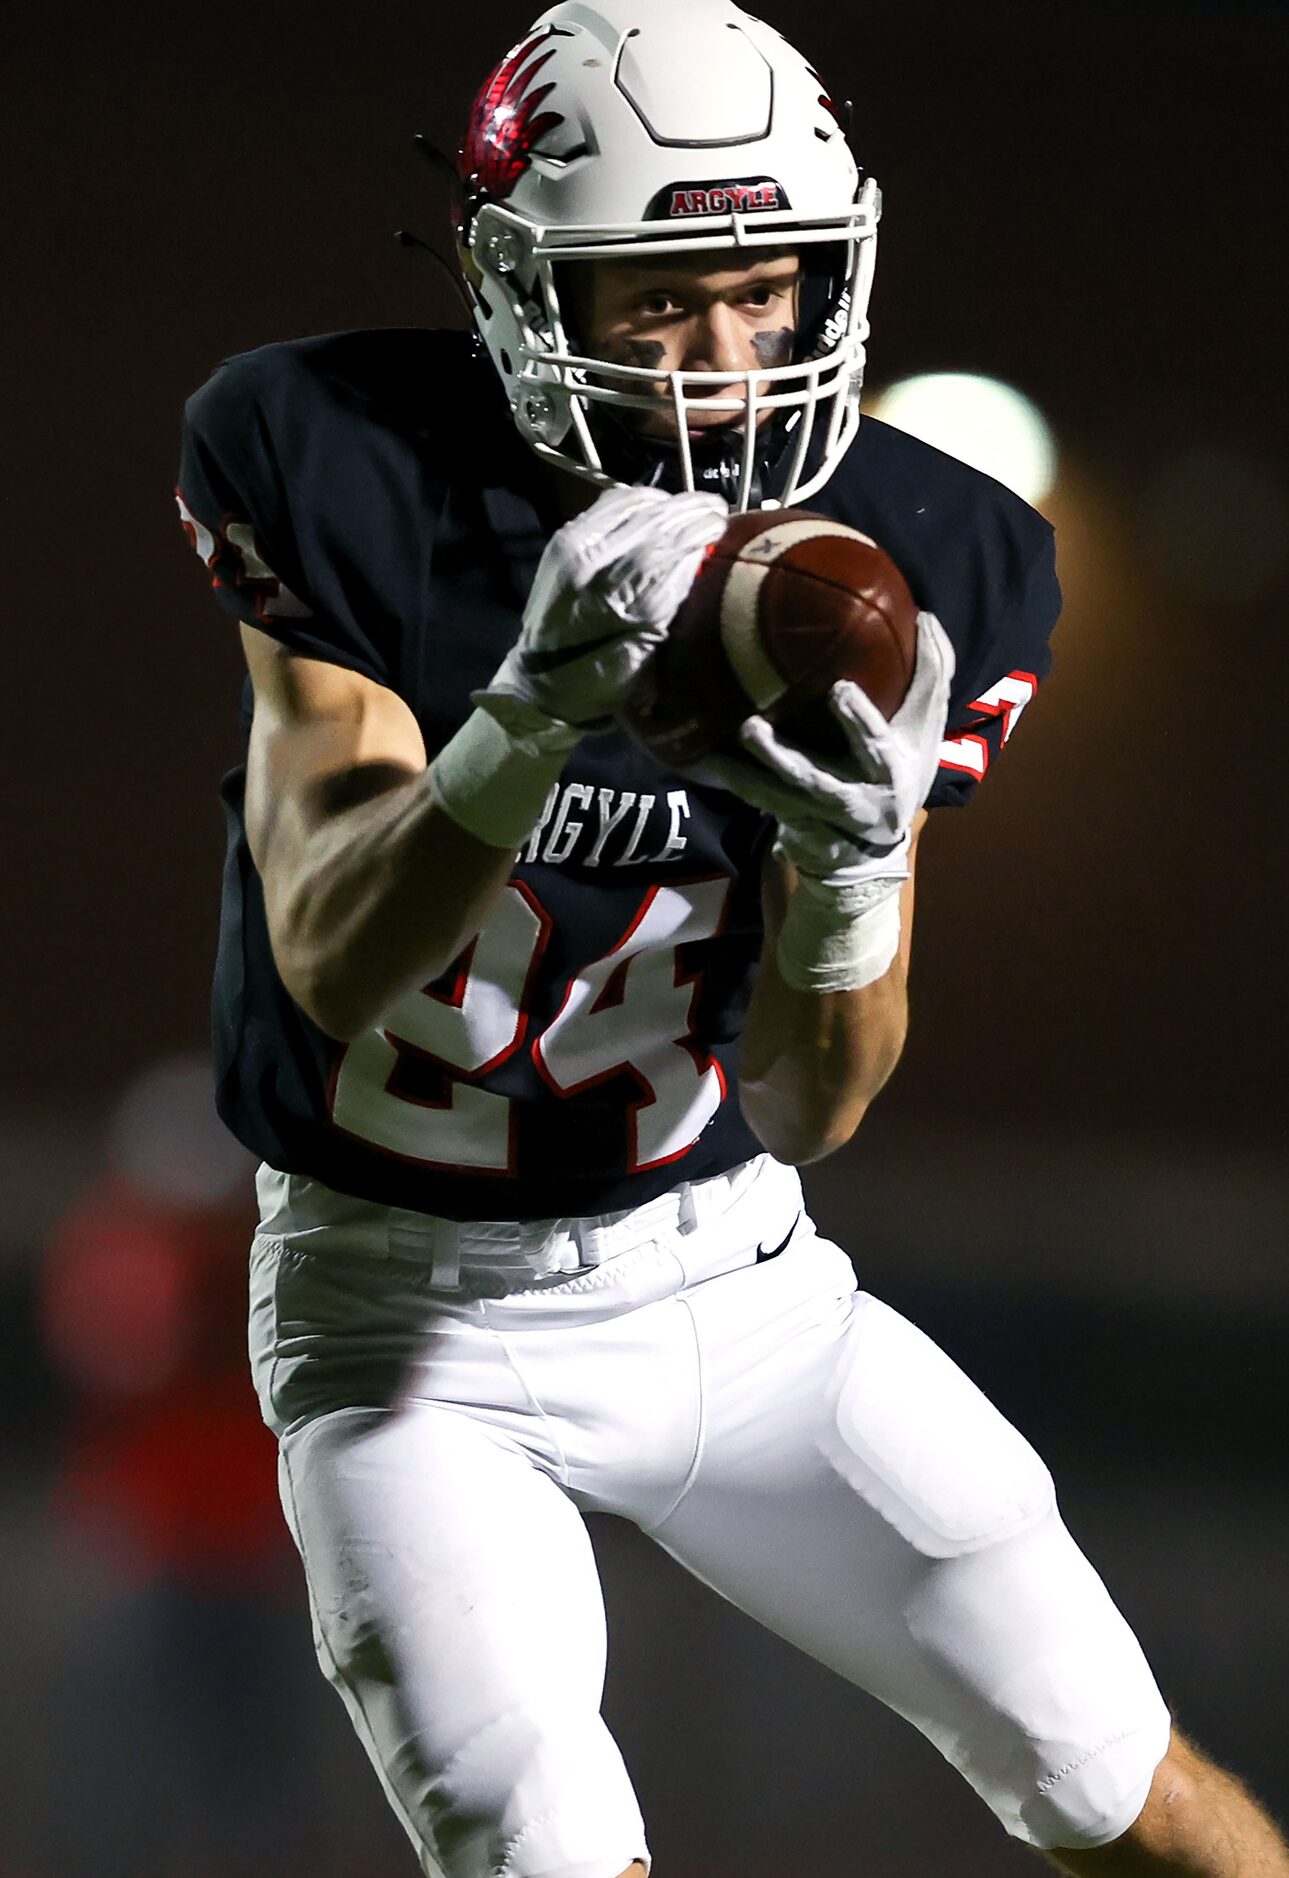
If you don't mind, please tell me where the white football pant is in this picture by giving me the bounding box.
[249,1153,1170,1878]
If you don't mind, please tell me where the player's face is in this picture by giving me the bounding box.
[575,249,802,443]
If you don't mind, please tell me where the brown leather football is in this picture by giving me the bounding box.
[621,509,919,769]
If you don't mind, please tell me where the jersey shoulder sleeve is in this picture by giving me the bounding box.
[176,332,428,686]
[827,418,1062,810]
[928,503,1059,810]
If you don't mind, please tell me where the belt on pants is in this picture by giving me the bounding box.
[255,1155,771,1297]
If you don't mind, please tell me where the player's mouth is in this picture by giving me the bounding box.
[637,405,763,443]
[686,410,745,434]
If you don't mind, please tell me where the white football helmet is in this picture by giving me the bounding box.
[453,0,880,511]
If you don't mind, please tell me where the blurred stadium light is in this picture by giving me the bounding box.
[869,373,1058,506]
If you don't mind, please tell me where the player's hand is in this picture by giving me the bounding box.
[690,611,955,881]
[479,485,729,735]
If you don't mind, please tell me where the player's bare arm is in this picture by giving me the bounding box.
[738,816,923,1165]
[240,484,728,1041]
[240,624,519,1041]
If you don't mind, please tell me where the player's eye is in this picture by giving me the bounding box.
[635,293,682,318]
[744,280,797,310]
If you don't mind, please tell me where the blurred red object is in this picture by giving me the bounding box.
[41,1173,288,1588]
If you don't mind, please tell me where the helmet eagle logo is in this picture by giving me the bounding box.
[459,28,566,204]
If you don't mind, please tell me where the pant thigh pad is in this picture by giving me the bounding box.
[822,1294,1056,1558]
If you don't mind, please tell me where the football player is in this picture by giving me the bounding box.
[176,3,1289,1875]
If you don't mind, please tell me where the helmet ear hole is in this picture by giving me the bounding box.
[795,241,850,363]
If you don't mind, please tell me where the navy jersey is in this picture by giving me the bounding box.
[177,329,1059,1221]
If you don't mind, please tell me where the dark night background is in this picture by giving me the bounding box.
[3,2,1286,1874]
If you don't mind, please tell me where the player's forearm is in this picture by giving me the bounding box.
[268,769,518,1042]
[739,950,908,1165]
[737,851,911,1163]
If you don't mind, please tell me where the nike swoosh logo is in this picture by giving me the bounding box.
[756,1212,802,1263]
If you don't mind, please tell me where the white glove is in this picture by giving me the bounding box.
[478,484,729,738]
[688,612,955,992]
[691,611,955,878]
[431,485,727,851]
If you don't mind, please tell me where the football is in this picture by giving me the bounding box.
[621,510,920,769]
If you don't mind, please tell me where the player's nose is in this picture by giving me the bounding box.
[681,301,750,382]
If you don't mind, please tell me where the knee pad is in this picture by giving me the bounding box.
[428,1711,649,1878]
[821,1297,1172,1853]
[1017,1708,1173,1850]
[945,1532,1173,1851]
[303,1562,648,1877]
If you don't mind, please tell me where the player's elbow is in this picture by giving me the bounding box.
[266,871,464,1043]
[274,912,477,1042]
[274,949,372,1043]
[278,943,454,1043]
[740,1021,906,1163]
[268,923,403,1043]
[291,981,374,1044]
[742,1091,871,1167]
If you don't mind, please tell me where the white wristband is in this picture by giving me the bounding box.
[429,696,580,851]
[775,872,903,994]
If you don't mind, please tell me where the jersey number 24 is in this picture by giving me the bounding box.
[329,877,731,1177]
